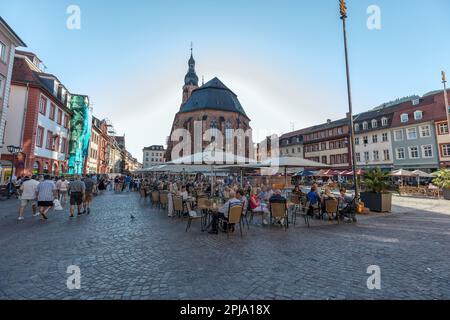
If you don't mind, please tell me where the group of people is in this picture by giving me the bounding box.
[113,175,141,192]
[141,175,308,233]
[296,184,354,221]
[140,172,360,233]
[16,174,104,221]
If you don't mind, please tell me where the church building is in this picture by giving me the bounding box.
[165,51,253,162]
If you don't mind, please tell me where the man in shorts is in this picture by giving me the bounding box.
[17,175,40,221]
[36,175,57,220]
[69,175,85,218]
[83,174,94,214]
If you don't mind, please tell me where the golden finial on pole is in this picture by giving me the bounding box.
[340,0,347,19]
[442,70,447,83]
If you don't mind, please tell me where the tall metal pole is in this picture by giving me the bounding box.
[442,71,450,131]
[340,0,359,199]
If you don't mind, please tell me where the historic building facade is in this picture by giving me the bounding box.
[86,117,101,174]
[390,94,445,172]
[302,118,351,169]
[0,18,26,149]
[0,17,26,182]
[143,145,165,168]
[165,53,253,163]
[279,130,305,159]
[353,109,395,170]
[436,118,450,168]
[431,90,450,168]
[1,51,72,177]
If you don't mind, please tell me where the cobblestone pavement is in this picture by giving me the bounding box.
[0,191,449,300]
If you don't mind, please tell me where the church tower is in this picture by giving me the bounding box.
[181,47,199,105]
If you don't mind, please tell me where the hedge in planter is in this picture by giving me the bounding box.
[360,168,392,213]
[432,169,450,200]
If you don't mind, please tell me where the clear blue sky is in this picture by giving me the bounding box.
[2,0,449,159]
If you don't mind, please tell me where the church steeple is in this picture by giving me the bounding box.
[184,45,199,86]
[182,44,199,105]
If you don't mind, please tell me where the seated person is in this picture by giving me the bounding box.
[257,187,267,204]
[322,186,336,220]
[264,187,274,203]
[269,189,287,225]
[292,185,303,197]
[269,189,287,203]
[178,186,192,213]
[250,189,270,225]
[307,185,322,216]
[338,188,352,212]
[209,191,242,234]
[236,189,249,215]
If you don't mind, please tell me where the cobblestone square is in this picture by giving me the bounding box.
[1,192,449,300]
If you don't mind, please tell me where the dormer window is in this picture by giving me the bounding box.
[362,122,368,130]
[371,120,378,128]
[381,117,388,126]
[400,113,409,123]
[414,110,423,120]
[354,123,359,132]
[412,98,420,106]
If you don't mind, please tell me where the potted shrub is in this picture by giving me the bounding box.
[360,168,392,212]
[432,169,450,200]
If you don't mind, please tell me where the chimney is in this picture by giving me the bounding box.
[327,119,332,125]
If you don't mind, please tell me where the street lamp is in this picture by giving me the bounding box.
[339,0,360,201]
[6,145,22,198]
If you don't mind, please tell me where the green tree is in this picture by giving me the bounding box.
[432,169,450,189]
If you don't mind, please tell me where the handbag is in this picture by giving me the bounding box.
[53,199,63,211]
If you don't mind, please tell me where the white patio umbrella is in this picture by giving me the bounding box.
[168,151,257,193]
[412,170,434,187]
[389,169,415,176]
[389,169,415,186]
[215,162,263,187]
[260,156,329,187]
[412,170,434,178]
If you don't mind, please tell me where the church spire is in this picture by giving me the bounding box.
[184,43,198,86]
[182,43,199,105]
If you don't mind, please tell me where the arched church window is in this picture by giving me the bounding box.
[225,121,233,141]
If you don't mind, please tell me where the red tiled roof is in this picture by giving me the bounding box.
[390,92,448,128]
[11,56,72,113]
[11,56,39,84]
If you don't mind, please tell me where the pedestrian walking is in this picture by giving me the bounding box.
[98,178,106,195]
[125,175,131,192]
[92,174,98,195]
[17,175,40,221]
[83,175,95,214]
[56,176,70,205]
[114,176,120,192]
[36,175,57,220]
[68,175,85,218]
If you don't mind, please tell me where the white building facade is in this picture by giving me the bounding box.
[143,145,166,168]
